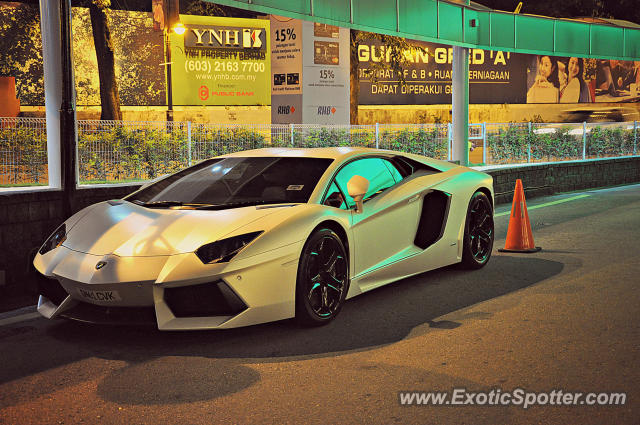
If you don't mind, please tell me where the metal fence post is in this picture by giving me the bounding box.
[187,121,192,166]
[582,121,587,160]
[482,122,487,164]
[290,123,294,147]
[375,122,379,149]
[447,123,452,161]
[634,120,637,155]
[527,121,532,163]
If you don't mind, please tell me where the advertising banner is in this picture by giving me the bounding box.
[526,56,640,104]
[301,21,350,125]
[170,15,271,106]
[271,18,350,124]
[358,40,528,105]
[270,15,302,124]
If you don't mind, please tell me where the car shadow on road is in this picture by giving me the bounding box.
[48,254,563,358]
[0,255,563,406]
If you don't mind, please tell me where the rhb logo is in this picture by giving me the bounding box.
[277,105,295,114]
[317,106,336,115]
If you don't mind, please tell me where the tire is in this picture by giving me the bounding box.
[460,191,494,269]
[295,228,349,326]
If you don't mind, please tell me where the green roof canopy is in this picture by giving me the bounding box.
[209,0,640,60]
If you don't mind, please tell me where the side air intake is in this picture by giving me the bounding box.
[414,191,451,249]
[164,280,247,318]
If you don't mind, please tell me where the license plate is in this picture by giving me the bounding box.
[77,288,122,302]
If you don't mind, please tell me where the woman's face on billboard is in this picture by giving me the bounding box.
[568,57,580,79]
[539,56,553,78]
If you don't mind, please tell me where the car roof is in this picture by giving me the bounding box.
[221,147,459,172]
[222,147,380,161]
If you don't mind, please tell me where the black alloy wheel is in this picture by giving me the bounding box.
[295,228,349,326]
[460,191,494,269]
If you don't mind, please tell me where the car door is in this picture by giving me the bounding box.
[331,157,422,278]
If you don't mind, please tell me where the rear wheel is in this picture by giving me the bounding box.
[295,228,349,326]
[460,191,494,269]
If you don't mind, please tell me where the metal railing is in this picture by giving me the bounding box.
[1,117,638,187]
[0,117,48,186]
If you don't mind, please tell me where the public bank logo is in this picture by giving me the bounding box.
[199,85,209,101]
[318,106,336,115]
[277,105,296,114]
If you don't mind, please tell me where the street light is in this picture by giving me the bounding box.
[173,22,186,35]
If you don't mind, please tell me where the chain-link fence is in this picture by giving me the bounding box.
[0,117,48,186]
[483,121,638,165]
[1,117,638,187]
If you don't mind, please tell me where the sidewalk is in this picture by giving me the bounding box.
[0,284,37,314]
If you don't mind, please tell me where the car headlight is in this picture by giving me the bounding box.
[195,231,263,264]
[39,224,67,255]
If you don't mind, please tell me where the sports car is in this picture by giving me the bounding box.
[33,147,494,330]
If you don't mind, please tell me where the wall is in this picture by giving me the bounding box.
[19,106,272,124]
[0,184,140,291]
[357,103,640,125]
[1,156,639,297]
[18,102,640,125]
[489,156,640,205]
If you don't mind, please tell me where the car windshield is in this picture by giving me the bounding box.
[126,157,334,208]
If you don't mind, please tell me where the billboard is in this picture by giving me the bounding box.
[526,56,640,104]
[170,15,271,106]
[270,18,350,125]
[359,39,640,105]
[358,40,528,105]
[270,15,303,123]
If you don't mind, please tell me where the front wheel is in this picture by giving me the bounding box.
[460,191,494,269]
[295,228,349,326]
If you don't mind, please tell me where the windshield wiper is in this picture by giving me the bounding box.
[192,200,290,210]
[133,200,184,208]
[133,199,293,210]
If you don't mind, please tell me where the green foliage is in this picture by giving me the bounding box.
[190,127,266,160]
[77,123,190,182]
[379,127,447,159]
[0,4,164,107]
[586,126,635,157]
[2,120,639,187]
[488,124,637,163]
[530,126,582,161]
[71,8,166,107]
[0,3,44,105]
[487,124,530,164]
[0,121,47,185]
[76,123,270,182]
[301,128,352,148]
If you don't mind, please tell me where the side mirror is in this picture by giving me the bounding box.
[347,175,369,213]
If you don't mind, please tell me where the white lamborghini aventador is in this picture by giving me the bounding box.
[33,147,494,330]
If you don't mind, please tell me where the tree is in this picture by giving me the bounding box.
[87,0,122,120]
[0,3,44,105]
[350,31,424,124]
[475,0,639,25]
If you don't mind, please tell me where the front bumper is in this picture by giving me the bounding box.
[34,242,302,330]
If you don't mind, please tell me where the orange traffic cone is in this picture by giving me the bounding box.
[498,179,541,253]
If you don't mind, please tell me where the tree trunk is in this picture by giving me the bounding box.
[88,3,122,121]
[350,29,359,125]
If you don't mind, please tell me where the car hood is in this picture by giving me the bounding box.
[62,201,284,256]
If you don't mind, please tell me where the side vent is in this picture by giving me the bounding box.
[414,191,451,249]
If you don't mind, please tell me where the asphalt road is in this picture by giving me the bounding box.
[1,184,639,425]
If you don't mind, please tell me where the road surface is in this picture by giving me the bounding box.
[1,184,639,424]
